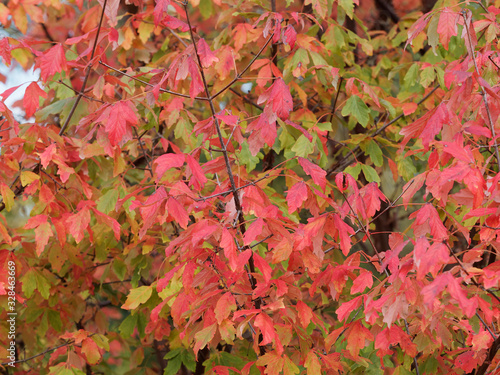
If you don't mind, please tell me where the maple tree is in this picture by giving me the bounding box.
[1,0,500,374]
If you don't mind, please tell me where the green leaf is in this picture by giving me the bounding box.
[97,189,119,214]
[164,356,182,375]
[119,314,138,338]
[291,134,315,157]
[21,269,37,298]
[180,350,196,372]
[92,334,110,351]
[427,14,439,55]
[35,271,51,299]
[404,64,420,87]
[122,286,153,310]
[344,163,362,180]
[341,95,369,127]
[365,140,383,167]
[420,67,435,88]
[47,310,63,332]
[338,0,354,19]
[113,258,127,281]
[361,164,380,183]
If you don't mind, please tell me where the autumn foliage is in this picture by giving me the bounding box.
[1,0,500,374]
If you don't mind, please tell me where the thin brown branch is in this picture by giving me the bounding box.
[327,85,439,176]
[196,174,269,201]
[229,87,263,110]
[133,127,153,177]
[1,340,73,366]
[210,33,275,101]
[98,61,209,101]
[59,0,107,136]
[462,12,500,171]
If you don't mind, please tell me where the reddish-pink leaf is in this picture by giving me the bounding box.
[23,82,47,118]
[244,218,265,245]
[336,296,362,321]
[221,228,238,271]
[197,38,219,68]
[405,12,431,49]
[98,0,120,26]
[360,182,387,218]
[298,158,326,190]
[333,214,354,255]
[0,38,11,66]
[188,58,204,99]
[410,204,448,240]
[253,251,272,284]
[153,0,170,26]
[185,154,207,191]
[287,181,308,214]
[258,78,293,120]
[97,101,139,146]
[283,25,297,49]
[154,153,185,182]
[437,8,458,50]
[38,44,68,82]
[351,270,373,294]
[167,197,189,229]
[66,206,91,244]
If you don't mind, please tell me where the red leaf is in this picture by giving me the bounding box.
[244,218,265,245]
[98,101,139,146]
[360,182,386,218]
[333,214,354,255]
[346,320,373,357]
[97,0,120,26]
[185,154,208,191]
[215,292,237,324]
[283,25,297,49]
[438,8,458,50]
[154,153,185,182]
[25,215,52,256]
[296,300,313,328]
[23,82,47,118]
[153,0,170,26]
[254,312,275,346]
[188,58,204,99]
[351,270,373,294]
[221,228,238,271]
[287,181,308,214]
[253,251,272,284]
[298,158,326,190]
[258,78,293,120]
[405,12,431,49]
[66,206,91,244]
[167,197,189,229]
[38,44,68,82]
[336,296,362,321]
[410,204,448,240]
[197,38,219,68]
[0,38,11,66]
